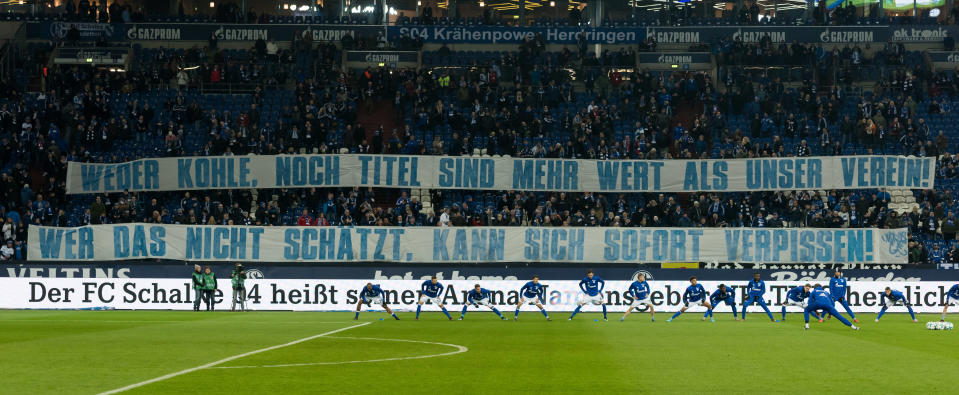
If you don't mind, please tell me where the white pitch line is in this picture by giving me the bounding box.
[213,336,469,369]
[2,320,359,324]
[96,322,371,395]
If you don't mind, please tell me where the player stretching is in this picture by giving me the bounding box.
[354,283,399,320]
[707,284,740,321]
[742,273,777,322]
[668,277,713,322]
[876,287,917,323]
[829,270,859,323]
[569,270,607,321]
[459,284,506,320]
[416,276,452,320]
[781,284,818,322]
[943,282,959,322]
[621,273,654,322]
[803,284,859,330]
[514,276,550,321]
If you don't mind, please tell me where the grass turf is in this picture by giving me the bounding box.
[1,310,956,394]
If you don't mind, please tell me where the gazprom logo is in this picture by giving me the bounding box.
[819,28,873,43]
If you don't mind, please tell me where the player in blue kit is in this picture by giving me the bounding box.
[569,270,607,321]
[781,284,819,321]
[668,277,713,322]
[943,283,959,321]
[876,287,918,323]
[707,284,740,321]
[829,270,859,323]
[514,276,550,321]
[741,273,777,322]
[416,276,452,320]
[620,273,654,322]
[459,284,506,320]
[354,283,400,320]
[803,284,860,330]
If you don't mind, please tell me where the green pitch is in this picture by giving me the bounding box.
[2,310,956,394]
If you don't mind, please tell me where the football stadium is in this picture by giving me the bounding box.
[2,0,959,393]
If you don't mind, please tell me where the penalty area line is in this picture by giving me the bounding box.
[96,321,371,395]
[212,336,469,369]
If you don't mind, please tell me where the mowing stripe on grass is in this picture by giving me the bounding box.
[212,336,469,369]
[96,322,371,395]
[2,320,359,324]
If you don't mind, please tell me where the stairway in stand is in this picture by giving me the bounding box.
[356,98,399,145]
[355,98,414,213]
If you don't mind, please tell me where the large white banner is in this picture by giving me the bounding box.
[3,278,952,313]
[29,224,910,264]
[66,154,935,194]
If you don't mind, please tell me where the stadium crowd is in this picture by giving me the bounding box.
[3,20,959,265]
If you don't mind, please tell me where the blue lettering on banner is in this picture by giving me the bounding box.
[37,227,95,259]
[523,228,585,261]
[276,156,339,187]
[358,156,421,187]
[839,157,931,188]
[596,161,664,191]
[28,225,901,263]
[512,159,579,190]
[434,228,507,261]
[724,229,873,263]
[437,158,496,188]
[178,158,254,189]
[184,227,258,260]
[602,229,701,262]
[682,161,729,191]
[80,161,159,192]
[70,155,934,194]
[113,225,165,258]
[745,158,823,189]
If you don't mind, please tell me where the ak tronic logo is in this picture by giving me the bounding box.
[892,27,950,42]
[127,26,181,40]
[819,28,874,43]
[214,25,269,41]
[245,269,265,279]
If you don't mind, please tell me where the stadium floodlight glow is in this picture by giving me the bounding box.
[299,4,310,10]
[209,1,215,7]
[930,8,941,17]
[479,1,485,6]
[282,3,289,9]
[417,0,421,5]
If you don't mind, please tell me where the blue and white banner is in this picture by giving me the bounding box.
[65,155,936,194]
[6,263,948,281]
[390,25,638,44]
[28,22,959,44]
[0,278,949,312]
[29,225,909,264]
